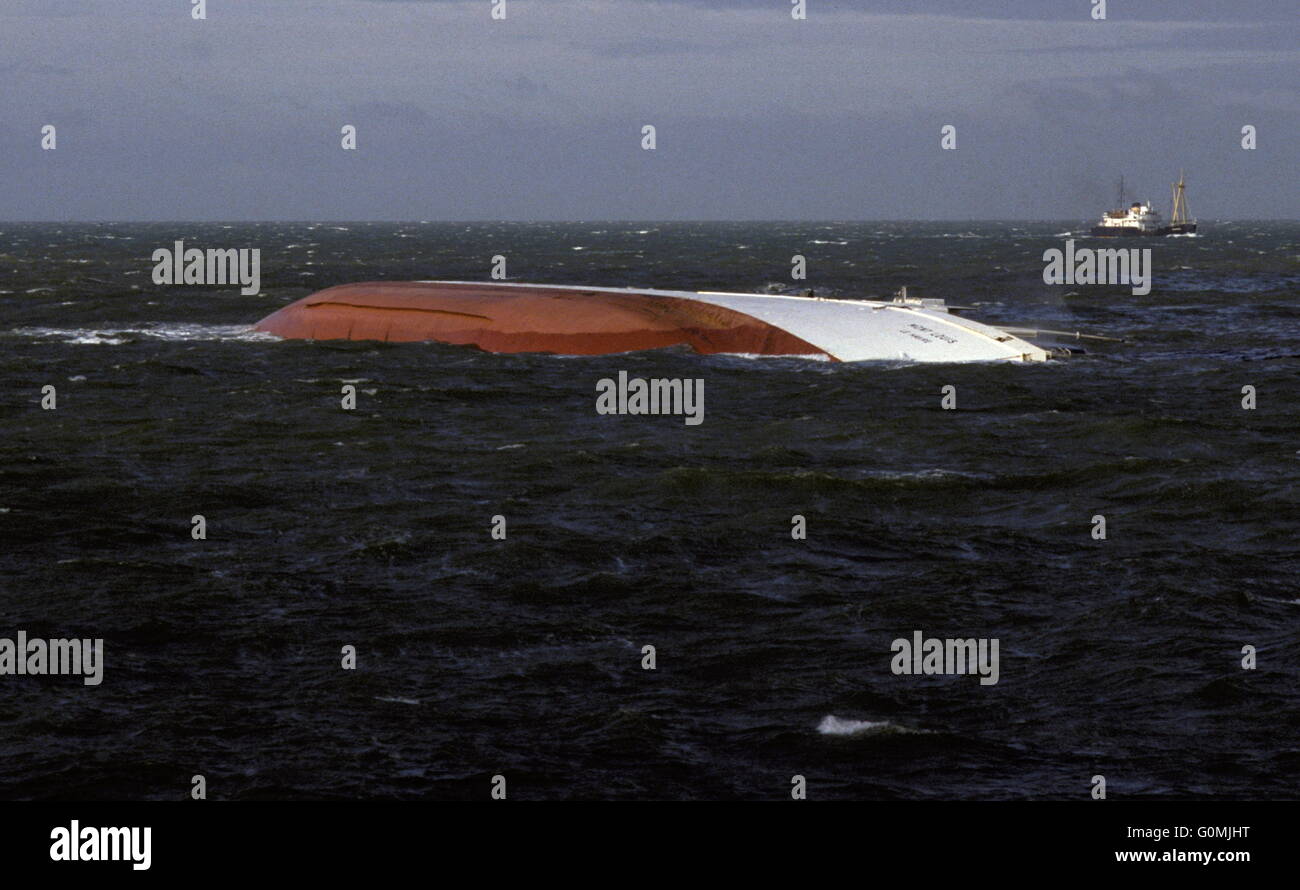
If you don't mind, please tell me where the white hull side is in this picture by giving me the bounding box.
[428,282,1051,363]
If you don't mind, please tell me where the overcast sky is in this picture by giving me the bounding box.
[3,0,1296,220]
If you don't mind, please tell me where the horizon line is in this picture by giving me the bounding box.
[2,218,1296,225]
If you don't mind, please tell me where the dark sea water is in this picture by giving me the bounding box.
[1,221,1297,800]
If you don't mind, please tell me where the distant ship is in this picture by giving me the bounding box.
[1089,172,1197,236]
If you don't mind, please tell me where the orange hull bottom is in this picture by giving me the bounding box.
[253,282,831,358]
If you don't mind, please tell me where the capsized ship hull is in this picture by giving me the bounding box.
[252,281,1051,363]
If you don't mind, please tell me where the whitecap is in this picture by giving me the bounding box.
[817,715,893,736]
[7,324,276,343]
[717,352,832,362]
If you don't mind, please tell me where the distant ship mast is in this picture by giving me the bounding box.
[1170,170,1192,225]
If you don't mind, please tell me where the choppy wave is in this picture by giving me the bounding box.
[817,716,920,736]
[7,324,276,344]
